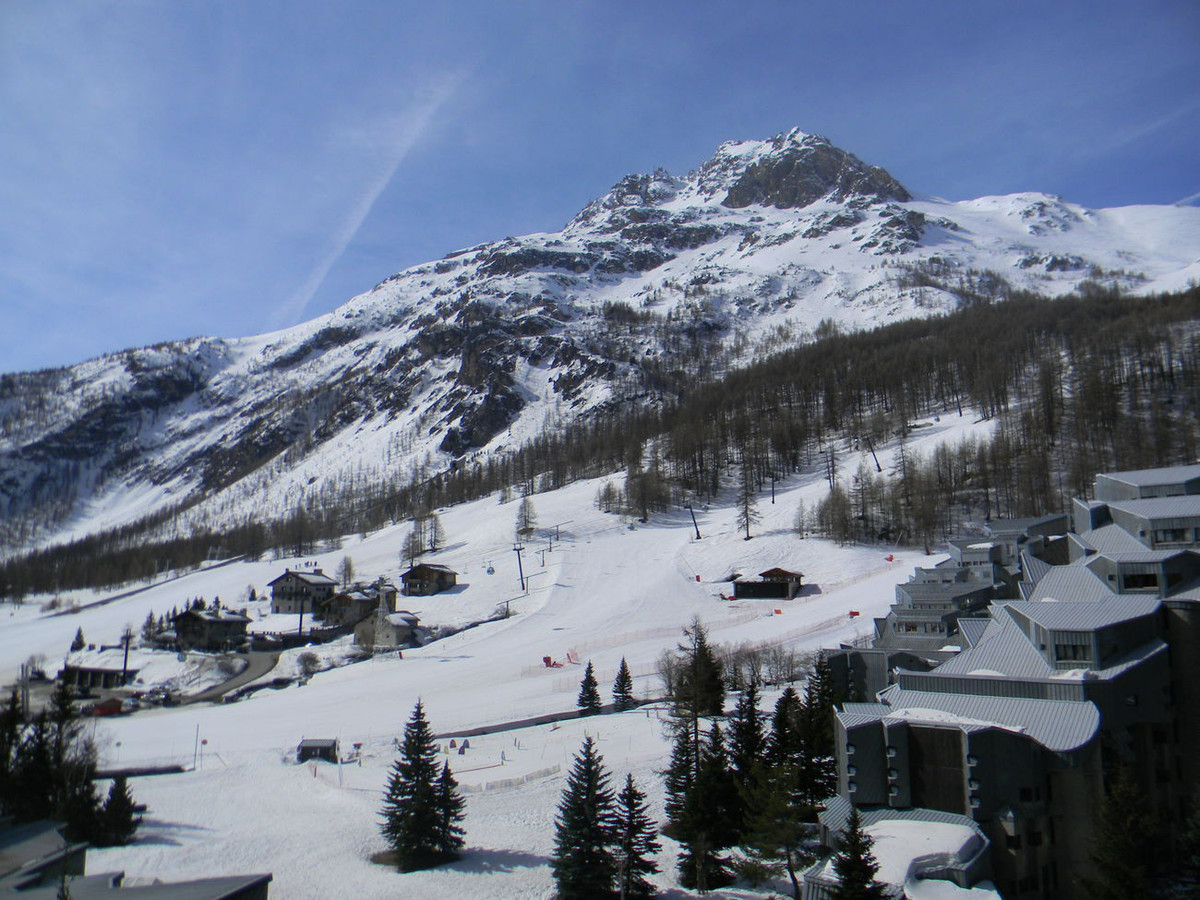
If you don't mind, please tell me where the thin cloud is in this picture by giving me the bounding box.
[1092,98,1200,156]
[271,71,468,328]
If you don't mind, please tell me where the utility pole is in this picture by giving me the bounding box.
[121,625,133,686]
[513,544,526,592]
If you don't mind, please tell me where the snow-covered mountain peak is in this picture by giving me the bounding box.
[4,128,1200,555]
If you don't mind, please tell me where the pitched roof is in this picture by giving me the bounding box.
[1107,496,1200,519]
[876,686,1100,752]
[403,564,457,576]
[931,612,1052,679]
[1075,523,1150,554]
[1100,464,1200,488]
[268,569,336,586]
[957,618,990,648]
[1011,596,1161,631]
[1024,566,1114,603]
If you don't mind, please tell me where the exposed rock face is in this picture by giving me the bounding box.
[2,128,1196,551]
[721,134,911,210]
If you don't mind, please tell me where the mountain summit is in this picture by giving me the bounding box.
[3,130,1199,553]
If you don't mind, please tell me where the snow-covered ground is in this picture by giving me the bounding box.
[1,413,991,898]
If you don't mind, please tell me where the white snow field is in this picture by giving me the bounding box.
[1,413,990,898]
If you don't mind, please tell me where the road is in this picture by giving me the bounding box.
[184,650,281,704]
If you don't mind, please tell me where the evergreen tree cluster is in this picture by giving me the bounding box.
[552,736,660,900]
[659,636,843,898]
[379,701,466,873]
[0,685,141,847]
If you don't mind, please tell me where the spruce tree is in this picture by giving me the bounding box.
[829,808,887,899]
[661,727,697,839]
[798,671,838,811]
[613,774,660,900]
[1077,766,1157,900]
[765,687,803,770]
[738,761,813,899]
[676,724,736,893]
[612,657,636,712]
[380,701,450,872]
[98,775,142,846]
[551,736,617,899]
[735,461,761,540]
[672,618,724,720]
[140,611,158,644]
[728,681,766,786]
[578,662,602,716]
[433,762,466,862]
[70,628,85,653]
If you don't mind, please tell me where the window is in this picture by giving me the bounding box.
[1006,834,1023,850]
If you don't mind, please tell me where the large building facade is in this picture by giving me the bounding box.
[827,466,1200,899]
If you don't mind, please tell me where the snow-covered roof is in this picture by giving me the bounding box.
[875,685,1100,752]
[269,569,336,586]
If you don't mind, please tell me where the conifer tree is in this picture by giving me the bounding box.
[434,762,466,861]
[671,618,724,720]
[577,662,602,716]
[738,761,812,899]
[765,687,803,769]
[735,461,761,540]
[140,611,157,644]
[552,736,617,899]
[798,660,838,810]
[661,727,697,839]
[98,775,141,846]
[380,701,455,872]
[728,681,766,786]
[1077,766,1157,900]
[727,680,766,838]
[613,774,660,900]
[70,628,85,653]
[829,808,887,899]
[675,724,736,893]
[612,657,636,712]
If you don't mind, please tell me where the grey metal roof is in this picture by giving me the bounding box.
[1076,523,1152,554]
[1090,549,1188,564]
[1100,464,1200,488]
[1012,596,1160,631]
[931,613,1052,679]
[1025,566,1114,603]
[875,686,1100,752]
[1107,496,1200,519]
[985,514,1068,536]
[957,618,990,648]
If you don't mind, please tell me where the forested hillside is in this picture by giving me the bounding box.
[4,284,1198,598]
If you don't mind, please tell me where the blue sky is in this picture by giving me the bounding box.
[2,1,1198,374]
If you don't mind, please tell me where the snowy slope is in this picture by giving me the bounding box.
[3,128,1198,556]
[1,414,987,898]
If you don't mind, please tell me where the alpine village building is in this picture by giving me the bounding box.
[814,465,1200,900]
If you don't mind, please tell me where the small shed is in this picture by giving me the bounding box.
[296,738,339,764]
[401,564,458,596]
[733,567,804,600]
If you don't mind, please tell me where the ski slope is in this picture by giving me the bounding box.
[1,412,990,898]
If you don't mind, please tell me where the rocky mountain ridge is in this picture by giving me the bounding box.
[3,128,1199,553]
